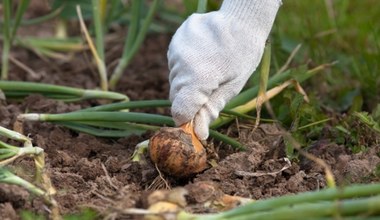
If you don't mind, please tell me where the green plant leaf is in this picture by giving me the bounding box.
[353,112,380,134]
[52,0,92,19]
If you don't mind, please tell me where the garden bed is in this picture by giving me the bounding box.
[1,33,379,219]
[1,1,380,219]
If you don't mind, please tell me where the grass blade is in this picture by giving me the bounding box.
[77,5,108,91]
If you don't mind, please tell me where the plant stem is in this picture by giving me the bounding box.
[0,140,43,166]
[77,5,108,91]
[109,0,141,89]
[213,63,331,128]
[19,145,44,156]
[225,62,335,109]
[125,0,141,57]
[81,89,128,100]
[109,0,160,89]
[209,130,245,150]
[258,43,271,96]
[1,0,11,80]
[80,99,171,111]
[0,81,128,101]
[19,112,175,126]
[0,168,59,219]
[55,121,149,137]
[197,0,208,13]
[105,0,120,28]
[131,140,149,162]
[224,195,380,220]
[21,6,63,26]
[92,0,105,61]
[0,126,30,142]
[253,43,271,128]
[211,79,295,129]
[225,69,291,109]
[10,0,30,41]
[0,168,45,196]
[75,121,158,131]
[15,37,85,52]
[297,118,332,130]
[205,183,380,219]
[0,141,19,159]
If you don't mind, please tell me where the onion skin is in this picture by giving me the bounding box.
[149,123,208,177]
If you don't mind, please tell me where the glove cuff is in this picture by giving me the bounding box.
[220,0,282,31]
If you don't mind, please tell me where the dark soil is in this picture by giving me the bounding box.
[1,14,380,220]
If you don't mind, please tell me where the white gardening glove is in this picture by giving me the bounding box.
[168,0,282,140]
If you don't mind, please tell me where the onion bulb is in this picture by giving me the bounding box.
[149,122,208,177]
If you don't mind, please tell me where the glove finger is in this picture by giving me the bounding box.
[193,77,247,140]
[169,61,221,127]
[170,84,211,127]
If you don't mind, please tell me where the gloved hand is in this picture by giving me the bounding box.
[168,0,281,140]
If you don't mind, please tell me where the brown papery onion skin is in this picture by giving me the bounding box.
[149,122,207,177]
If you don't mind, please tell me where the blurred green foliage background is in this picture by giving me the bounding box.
[273,0,380,112]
